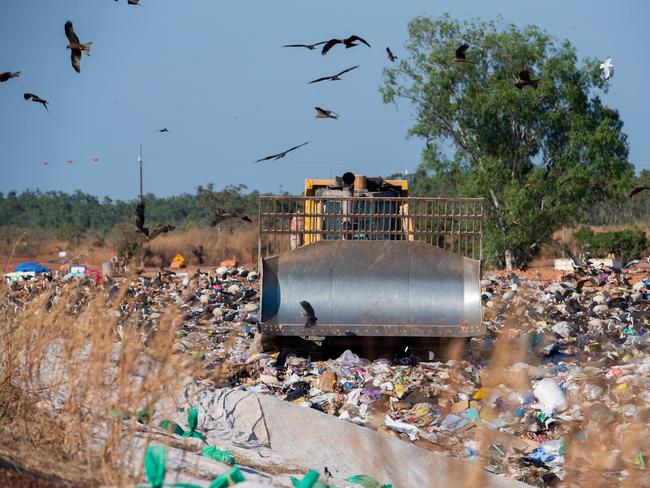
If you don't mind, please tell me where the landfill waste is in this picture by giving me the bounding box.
[7,259,650,486]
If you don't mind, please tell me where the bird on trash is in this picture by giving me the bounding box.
[315,106,339,119]
[255,142,309,162]
[308,65,359,84]
[0,71,20,82]
[24,93,49,112]
[321,35,370,55]
[300,300,318,328]
[65,21,93,73]
[515,69,541,89]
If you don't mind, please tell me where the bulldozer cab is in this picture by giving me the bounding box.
[258,172,484,338]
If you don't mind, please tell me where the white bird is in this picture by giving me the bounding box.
[599,57,613,80]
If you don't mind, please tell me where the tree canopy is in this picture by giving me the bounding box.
[381,15,633,268]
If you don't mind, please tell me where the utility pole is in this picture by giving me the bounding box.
[138,144,143,202]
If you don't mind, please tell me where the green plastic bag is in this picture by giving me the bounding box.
[202,445,236,466]
[160,419,185,436]
[290,469,331,488]
[182,407,207,442]
[144,445,167,488]
[208,466,246,488]
[345,474,392,488]
[160,407,206,442]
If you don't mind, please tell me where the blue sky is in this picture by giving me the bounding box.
[1,0,649,199]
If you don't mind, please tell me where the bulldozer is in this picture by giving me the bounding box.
[257,172,484,357]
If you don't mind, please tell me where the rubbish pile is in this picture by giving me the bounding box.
[5,262,650,486]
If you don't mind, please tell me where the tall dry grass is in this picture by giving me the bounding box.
[148,226,259,268]
[0,281,218,486]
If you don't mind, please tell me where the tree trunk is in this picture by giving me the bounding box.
[504,249,514,270]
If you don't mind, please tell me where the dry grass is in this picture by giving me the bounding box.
[148,226,258,268]
[0,281,216,486]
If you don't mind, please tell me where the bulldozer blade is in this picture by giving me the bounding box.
[260,240,483,337]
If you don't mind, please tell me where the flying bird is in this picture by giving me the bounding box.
[65,21,93,73]
[629,186,650,198]
[282,41,327,50]
[23,93,49,112]
[134,200,146,233]
[599,57,613,80]
[315,106,338,119]
[452,43,470,62]
[321,35,370,55]
[156,128,170,133]
[299,300,318,328]
[515,69,540,89]
[308,65,359,84]
[127,0,142,4]
[133,200,175,240]
[147,224,176,240]
[0,71,20,82]
[255,142,309,163]
[211,213,253,227]
[386,47,397,62]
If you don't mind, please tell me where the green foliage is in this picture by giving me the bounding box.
[109,222,142,260]
[573,226,647,263]
[57,222,84,248]
[381,14,632,268]
[0,185,259,235]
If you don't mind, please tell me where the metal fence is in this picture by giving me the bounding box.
[259,195,483,260]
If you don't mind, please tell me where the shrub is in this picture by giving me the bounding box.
[574,226,647,263]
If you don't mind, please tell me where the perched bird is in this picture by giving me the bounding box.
[515,69,540,89]
[255,142,309,162]
[299,300,318,328]
[599,57,613,80]
[211,213,253,227]
[629,186,650,197]
[65,21,93,73]
[282,41,327,50]
[315,106,338,119]
[308,65,359,84]
[386,47,397,62]
[156,128,170,133]
[452,43,470,62]
[23,93,49,112]
[0,71,20,82]
[623,259,639,270]
[321,35,370,55]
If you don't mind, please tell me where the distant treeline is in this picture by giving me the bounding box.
[2,169,649,238]
[0,184,259,234]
